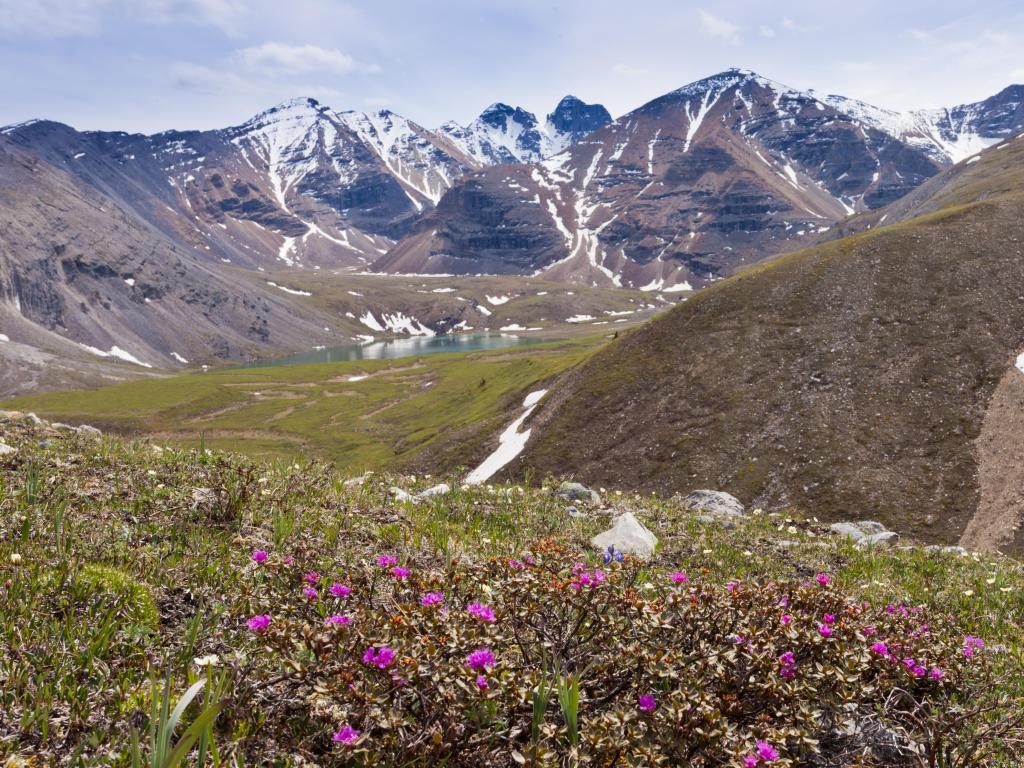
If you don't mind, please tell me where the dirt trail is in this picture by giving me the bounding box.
[961,363,1024,552]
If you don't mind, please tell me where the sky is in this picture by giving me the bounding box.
[1,0,1023,134]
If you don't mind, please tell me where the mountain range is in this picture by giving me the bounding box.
[1,69,1022,383]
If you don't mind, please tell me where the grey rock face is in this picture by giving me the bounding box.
[0,442,16,457]
[557,482,600,504]
[590,512,658,560]
[683,490,745,518]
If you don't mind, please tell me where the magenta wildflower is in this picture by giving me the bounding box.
[325,614,351,626]
[863,626,878,635]
[303,586,318,600]
[392,566,410,580]
[467,602,496,622]
[475,674,489,690]
[638,693,657,712]
[930,667,944,680]
[421,591,445,606]
[818,624,833,638]
[251,550,268,563]
[756,740,780,762]
[330,583,351,598]
[377,554,397,568]
[780,614,792,625]
[815,572,830,586]
[466,647,496,671]
[823,613,836,625]
[247,614,271,633]
[743,757,759,768]
[870,642,890,657]
[725,581,738,591]
[333,724,360,745]
[779,651,796,680]
[669,571,689,583]
[304,571,320,584]
[284,556,294,565]
[362,646,396,669]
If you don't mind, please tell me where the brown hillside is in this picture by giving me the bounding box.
[517,134,1024,551]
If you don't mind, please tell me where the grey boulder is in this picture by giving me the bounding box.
[557,482,600,504]
[0,442,16,457]
[683,490,745,518]
[830,521,900,546]
[590,512,658,560]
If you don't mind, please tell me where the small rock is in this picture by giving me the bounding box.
[557,481,600,505]
[683,490,745,518]
[830,521,899,546]
[415,483,451,501]
[389,486,414,502]
[38,440,51,450]
[590,512,658,560]
[566,505,585,519]
[52,422,76,432]
[697,513,735,529]
[191,487,216,509]
[27,413,45,426]
[0,442,16,457]
[77,425,102,437]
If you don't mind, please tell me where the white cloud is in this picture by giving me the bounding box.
[758,25,775,38]
[697,9,741,44]
[235,42,377,75]
[780,18,797,31]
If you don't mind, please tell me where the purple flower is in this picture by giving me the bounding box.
[362,646,396,669]
[870,642,890,657]
[283,556,294,565]
[333,724,360,745]
[743,757,758,768]
[421,591,444,606]
[638,693,657,712]
[756,740,780,762]
[377,554,397,568]
[251,550,268,563]
[330,583,351,598]
[475,674,489,690]
[780,614,792,625]
[466,647,495,671]
[303,586,318,600]
[468,602,496,622]
[815,572,830,586]
[818,624,833,638]
[725,581,738,592]
[779,651,796,680]
[392,566,410,580]
[325,614,351,626]
[304,571,320,584]
[862,626,878,635]
[247,614,271,633]
[823,613,836,625]
[930,667,944,680]
[669,571,689,584]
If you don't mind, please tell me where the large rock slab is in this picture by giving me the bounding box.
[830,520,900,546]
[557,482,600,505]
[590,512,658,560]
[682,490,745,518]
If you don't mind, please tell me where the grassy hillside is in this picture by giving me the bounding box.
[2,414,1023,765]
[1,337,604,474]
[519,135,1024,552]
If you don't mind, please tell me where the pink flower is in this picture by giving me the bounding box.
[815,572,830,586]
[330,583,351,598]
[466,648,495,671]
[325,615,351,626]
[333,724,360,745]
[303,586,318,600]
[392,566,410,580]
[475,674,489,690]
[284,556,294,565]
[930,667,944,680]
[304,571,320,584]
[377,554,397,568]
[756,740,780,762]
[862,626,878,635]
[468,602,496,622]
[421,591,444,606]
[780,614,792,625]
[638,693,657,712]
[247,614,271,632]
[818,624,833,638]
[870,642,890,657]
[823,613,836,625]
[779,651,796,680]
[251,550,268,563]
[743,756,758,768]
[362,646,396,669]
[670,571,689,583]
[725,581,738,591]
